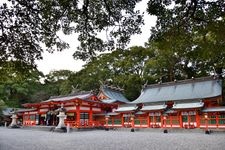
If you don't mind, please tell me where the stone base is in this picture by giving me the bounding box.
[163,129,168,133]
[205,130,210,134]
[9,124,20,128]
[54,127,67,133]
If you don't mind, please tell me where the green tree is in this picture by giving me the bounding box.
[1,0,144,68]
[44,70,74,96]
[147,0,225,77]
[0,61,45,106]
[69,46,157,100]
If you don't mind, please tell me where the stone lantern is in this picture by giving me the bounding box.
[9,109,20,128]
[54,104,67,132]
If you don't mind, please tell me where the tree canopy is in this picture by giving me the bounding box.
[0,0,143,67]
[147,0,225,76]
[1,0,224,75]
[0,0,224,108]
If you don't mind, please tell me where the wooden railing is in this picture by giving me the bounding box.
[64,120,105,128]
[23,120,36,126]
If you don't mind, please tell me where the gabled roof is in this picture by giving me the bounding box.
[99,85,129,103]
[23,91,96,107]
[23,91,117,108]
[2,108,14,116]
[2,108,36,116]
[43,92,93,103]
[132,77,222,104]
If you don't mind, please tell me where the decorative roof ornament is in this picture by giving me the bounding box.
[100,84,129,103]
[99,80,104,86]
[9,108,17,115]
[71,84,80,94]
[143,80,148,88]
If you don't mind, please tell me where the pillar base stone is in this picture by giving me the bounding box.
[54,127,67,133]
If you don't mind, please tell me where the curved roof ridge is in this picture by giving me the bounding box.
[100,85,129,103]
[132,77,222,104]
[146,76,217,89]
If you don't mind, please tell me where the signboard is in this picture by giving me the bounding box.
[149,112,161,116]
[80,106,90,110]
[65,106,76,111]
[67,113,75,116]
[92,108,101,112]
[40,108,48,112]
[181,111,196,116]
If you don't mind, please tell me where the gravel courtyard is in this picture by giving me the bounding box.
[0,127,225,150]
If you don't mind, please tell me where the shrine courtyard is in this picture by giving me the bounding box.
[0,127,225,150]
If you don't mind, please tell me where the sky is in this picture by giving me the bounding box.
[35,1,157,75]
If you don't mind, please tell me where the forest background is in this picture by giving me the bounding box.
[0,0,224,113]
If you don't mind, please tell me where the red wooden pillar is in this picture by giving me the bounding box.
[147,113,150,128]
[170,115,172,127]
[121,114,124,127]
[131,115,135,131]
[138,116,141,127]
[188,114,190,127]
[216,113,219,128]
[22,113,25,125]
[89,106,93,127]
[76,105,80,128]
[154,116,156,127]
[196,111,200,128]
[111,117,114,127]
[160,115,163,128]
[105,115,109,130]
[179,112,183,128]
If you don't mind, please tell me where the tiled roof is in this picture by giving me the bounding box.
[132,77,222,104]
[202,107,225,112]
[115,105,137,112]
[107,112,119,116]
[142,104,167,111]
[173,101,204,109]
[100,85,129,103]
[102,99,117,104]
[2,108,36,115]
[2,108,13,116]
[43,92,93,103]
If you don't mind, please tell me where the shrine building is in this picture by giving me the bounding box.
[115,76,225,129]
[19,76,225,130]
[21,85,128,128]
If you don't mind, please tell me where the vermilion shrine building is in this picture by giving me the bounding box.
[21,76,225,129]
[21,85,128,128]
[116,76,224,129]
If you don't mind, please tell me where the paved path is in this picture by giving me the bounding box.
[0,127,225,150]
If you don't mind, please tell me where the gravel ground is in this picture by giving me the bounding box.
[0,127,225,150]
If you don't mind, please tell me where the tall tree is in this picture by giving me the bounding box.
[0,0,144,69]
[0,61,45,106]
[147,0,225,77]
[68,46,157,100]
[44,70,74,96]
